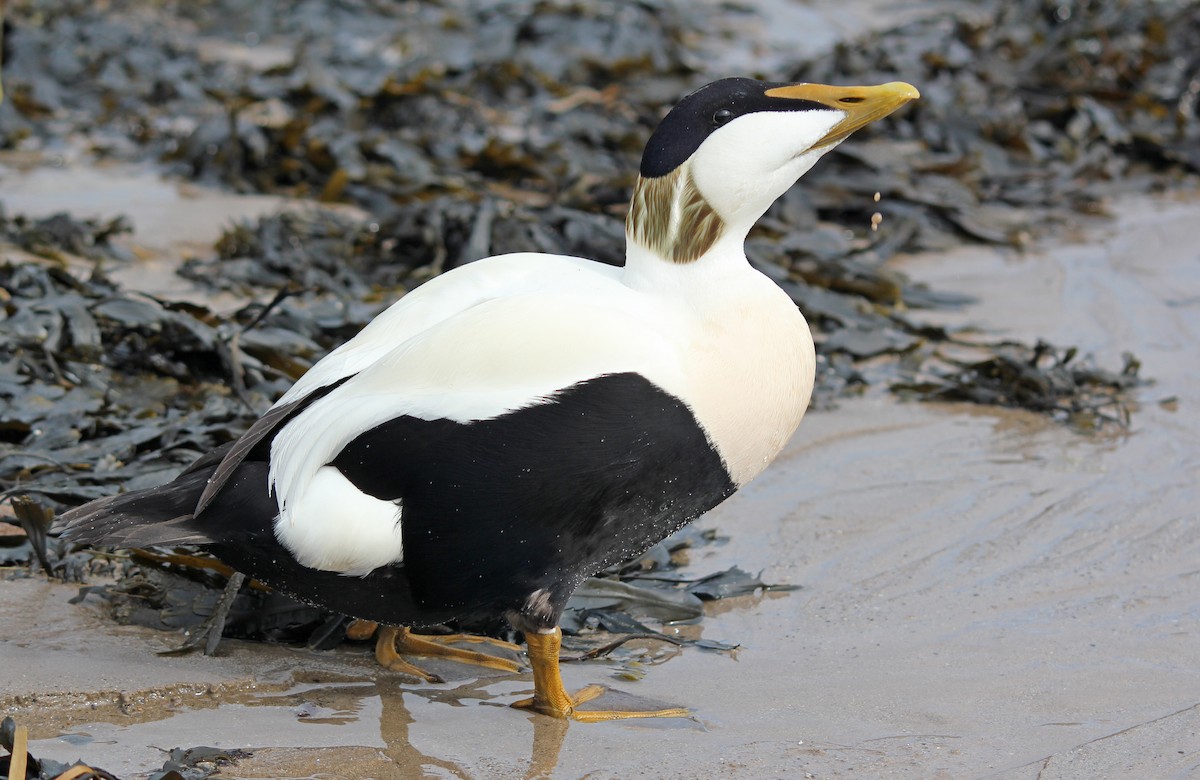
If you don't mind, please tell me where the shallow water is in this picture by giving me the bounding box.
[2,149,1198,776]
[0,157,333,310]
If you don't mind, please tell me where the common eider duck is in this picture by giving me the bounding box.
[57,77,919,721]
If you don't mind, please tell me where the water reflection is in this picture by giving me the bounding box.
[377,676,471,778]
[25,639,705,778]
[526,716,571,780]
[373,674,573,779]
[376,670,696,778]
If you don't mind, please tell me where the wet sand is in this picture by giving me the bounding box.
[2,157,1197,777]
[0,160,335,308]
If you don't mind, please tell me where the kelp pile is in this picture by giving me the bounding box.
[0,256,304,507]
[3,0,1194,264]
[788,0,1200,250]
[894,340,1144,428]
[0,206,132,263]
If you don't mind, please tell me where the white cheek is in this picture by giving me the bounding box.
[690,109,843,223]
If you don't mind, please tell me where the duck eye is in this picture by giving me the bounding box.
[712,108,733,126]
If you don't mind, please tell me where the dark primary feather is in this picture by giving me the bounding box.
[53,467,215,547]
[195,377,353,515]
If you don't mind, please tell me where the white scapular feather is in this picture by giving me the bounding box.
[277,252,618,406]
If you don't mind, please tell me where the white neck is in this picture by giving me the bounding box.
[622,227,753,295]
[622,215,814,488]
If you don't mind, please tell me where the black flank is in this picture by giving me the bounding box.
[198,461,449,626]
[332,372,736,630]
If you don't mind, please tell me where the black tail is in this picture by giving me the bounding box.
[56,386,340,553]
[54,467,217,548]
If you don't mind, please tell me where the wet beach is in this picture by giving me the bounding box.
[2,1,1199,777]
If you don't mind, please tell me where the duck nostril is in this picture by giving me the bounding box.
[839,96,865,104]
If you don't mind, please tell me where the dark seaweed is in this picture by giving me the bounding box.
[0,260,284,506]
[789,0,1200,249]
[893,340,1145,428]
[0,205,132,263]
[70,557,328,646]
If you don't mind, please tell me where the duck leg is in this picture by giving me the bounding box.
[511,627,690,722]
[371,624,523,681]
